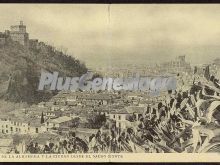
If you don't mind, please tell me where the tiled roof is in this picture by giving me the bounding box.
[76,128,98,134]
[48,116,72,124]
[110,108,128,114]
[0,114,9,120]
[8,116,30,123]
[29,118,42,127]
[126,106,145,114]
[77,94,111,100]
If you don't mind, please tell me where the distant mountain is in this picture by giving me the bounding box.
[0,38,87,104]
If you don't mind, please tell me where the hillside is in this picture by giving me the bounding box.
[0,38,87,104]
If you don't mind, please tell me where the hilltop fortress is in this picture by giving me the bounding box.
[0,21,29,46]
[9,21,29,46]
[0,21,43,49]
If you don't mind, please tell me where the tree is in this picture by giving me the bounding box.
[87,113,106,129]
[40,112,44,124]
[71,117,80,128]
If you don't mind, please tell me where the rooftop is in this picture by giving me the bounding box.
[110,108,128,114]
[77,94,112,100]
[126,106,145,114]
[48,116,72,124]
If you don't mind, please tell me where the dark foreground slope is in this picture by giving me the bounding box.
[0,39,87,104]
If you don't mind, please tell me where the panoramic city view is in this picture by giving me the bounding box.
[0,5,220,155]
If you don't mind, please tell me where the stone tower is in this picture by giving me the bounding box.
[10,21,29,46]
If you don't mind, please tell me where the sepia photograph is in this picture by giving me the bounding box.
[0,4,220,162]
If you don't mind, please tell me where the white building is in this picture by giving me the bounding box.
[109,109,129,130]
[0,115,45,135]
[45,116,73,130]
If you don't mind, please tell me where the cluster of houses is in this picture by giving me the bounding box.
[0,89,170,139]
[0,69,186,153]
[0,112,74,135]
[94,56,192,79]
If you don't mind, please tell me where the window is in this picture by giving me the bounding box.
[6,130,8,133]
[118,115,121,120]
[10,127,13,131]
[36,128,38,133]
[16,128,18,132]
[6,125,8,128]
[113,115,115,119]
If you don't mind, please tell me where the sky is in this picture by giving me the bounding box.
[0,4,220,69]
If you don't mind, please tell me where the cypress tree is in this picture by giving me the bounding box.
[40,112,44,124]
